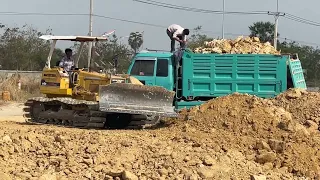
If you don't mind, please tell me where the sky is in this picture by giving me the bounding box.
[0,0,320,51]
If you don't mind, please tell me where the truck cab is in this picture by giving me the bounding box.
[127,50,175,91]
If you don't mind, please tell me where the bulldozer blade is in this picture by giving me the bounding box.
[99,83,178,117]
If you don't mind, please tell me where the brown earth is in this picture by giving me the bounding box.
[0,101,25,122]
[0,88,319,180]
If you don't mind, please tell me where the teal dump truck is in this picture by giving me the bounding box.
[125,49,307,110]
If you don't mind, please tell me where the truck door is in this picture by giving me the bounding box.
[155,58,173,90]
[129,59,156,86]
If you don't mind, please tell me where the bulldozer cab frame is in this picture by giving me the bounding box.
[40,35,108,71]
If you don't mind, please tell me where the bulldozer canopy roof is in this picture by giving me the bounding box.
[39,35,108,42]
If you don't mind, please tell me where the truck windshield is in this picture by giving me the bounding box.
[130,60,155,76]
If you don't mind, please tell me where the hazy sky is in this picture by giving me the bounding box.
[1,0,319,51]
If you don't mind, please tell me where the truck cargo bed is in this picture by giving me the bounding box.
[175,52,306,109]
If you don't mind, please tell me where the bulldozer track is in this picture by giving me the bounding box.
[23,97,162,129]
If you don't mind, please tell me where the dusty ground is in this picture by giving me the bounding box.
[0,89,319,180]
[0,101,25,122]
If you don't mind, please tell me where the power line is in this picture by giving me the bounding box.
[132,0,320,48]
[93,14,166,28]
[283,15,320,27]
[285,13,320,25]
[131,0,320,47]
[2,10,320,28]
[0,11,319,47]
[132,0,269,15]
[0,11,217,34]
[0,12,89,16]
[0,11,259,42]
[0,11,281,38]
[3,3,317,28]
[93,14,250,38]
[0,11,167,28]
[278,37,320,47]
[133,0,320,28]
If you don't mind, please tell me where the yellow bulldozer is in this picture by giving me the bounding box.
[23,35,177,129]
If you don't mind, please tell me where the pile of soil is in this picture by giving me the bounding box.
[0,121,307,180]
[0,88,319,179]
[193,36,280,54]
[272,88,320,125]
[170,88,320,179]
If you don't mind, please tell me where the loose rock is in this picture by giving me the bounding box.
[2,135,12,143]
[250,175,267,180]
[256,152,277,164]
[268,139,285,153]
[122,171,139,180]
[197,167,214,179]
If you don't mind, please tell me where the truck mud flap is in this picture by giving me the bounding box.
[99,83,178,117]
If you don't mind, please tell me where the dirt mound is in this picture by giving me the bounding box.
[272,88,320,126]
[0,88,320,179]
[171,90,320,178]
[193,36,280,54]
[0,121,308,180]
[177,93,304,137]
[180,93,284,135]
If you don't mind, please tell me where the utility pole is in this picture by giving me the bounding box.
[222,0,225,39]
[87,0,93,70]
[268,0,284,50]
[274,0,279,49]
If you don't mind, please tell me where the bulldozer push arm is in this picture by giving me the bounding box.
[99,83,177,117]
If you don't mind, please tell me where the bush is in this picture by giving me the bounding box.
[0,73,42,102]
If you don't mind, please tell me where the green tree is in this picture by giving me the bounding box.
[249,21,279,44]
[0,23,63,70]
[278,41,320,84]
[247,22,320,85]
[187,26,213,50]
[72,33,132,73]
[128,32,143,54]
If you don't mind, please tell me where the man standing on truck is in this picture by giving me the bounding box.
[166,24,189,52]
[59,48,75,72]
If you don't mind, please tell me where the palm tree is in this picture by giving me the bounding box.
[128,32,143,54]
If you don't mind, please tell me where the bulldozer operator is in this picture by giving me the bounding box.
[59,48,75,72]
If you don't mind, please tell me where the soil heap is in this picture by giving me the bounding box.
[0,88,319,180]
[193,36,280,55]
[173,88,320,179]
